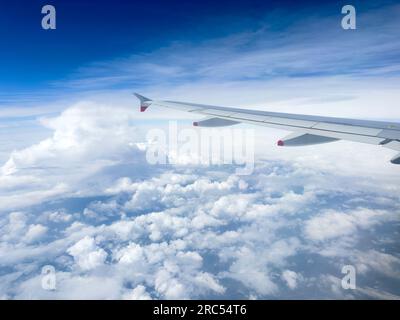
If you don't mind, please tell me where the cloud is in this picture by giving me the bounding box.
[123,285,152,300]
[58,4,400,91]
[318,274,400,300]
[0,101,398,299]
[67,236,107,271]
[353,250,400,279]
[2,101,140,176]
[0,100,148,212]
[24,224,48,243]
[281,270,300,290]
[14,272,123,299]
[304,208,399,241]
[0,155,399,298]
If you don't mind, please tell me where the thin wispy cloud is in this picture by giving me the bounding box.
[55,4,400,91]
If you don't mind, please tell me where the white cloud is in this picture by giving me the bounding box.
[318,274,400,300]
[0,158,398,299]
[24,224,48,243]
[14,272,123,299]
[304,208,399,241]
[0,126,398,299]
[67,236,107,271]
[40,210,72,223]
[123,285,152,300]
[353,250,400,279]
[0,101,148,212]
[281,270,300,290]
[116,243,145,265]
[154,269,188,299]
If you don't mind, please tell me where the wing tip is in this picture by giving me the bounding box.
[133,93,151,102]
[134,93,152,112]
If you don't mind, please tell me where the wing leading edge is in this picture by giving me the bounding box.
[134,93,400,164]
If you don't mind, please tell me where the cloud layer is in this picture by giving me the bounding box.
[0,100,399,299]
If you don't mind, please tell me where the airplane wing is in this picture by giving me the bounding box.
[134,93,400,164]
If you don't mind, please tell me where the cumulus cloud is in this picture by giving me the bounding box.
[24,224,48,243]
[67,236,107,271]
[2,101,138,174]
[0,155,399,298]
[0,97,398,300]
[281,270,300,290]
[0,101,148,212]
[123,285,152,300]
[304,208,399,241]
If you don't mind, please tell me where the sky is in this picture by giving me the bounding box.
[0,0,399,299]
[1,0,300,90]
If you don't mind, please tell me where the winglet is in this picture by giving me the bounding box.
[134,93,152,112]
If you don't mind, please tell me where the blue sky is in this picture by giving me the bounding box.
[1,0,288,89]
[0,0,400,300]
[1,0,399,96]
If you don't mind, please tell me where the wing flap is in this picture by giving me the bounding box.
[264,117,317,128]
[312,123,382,136]
[377,129,400,140]
[198,109,237,117]
[385,141,400,164]
[229,112,270,122]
